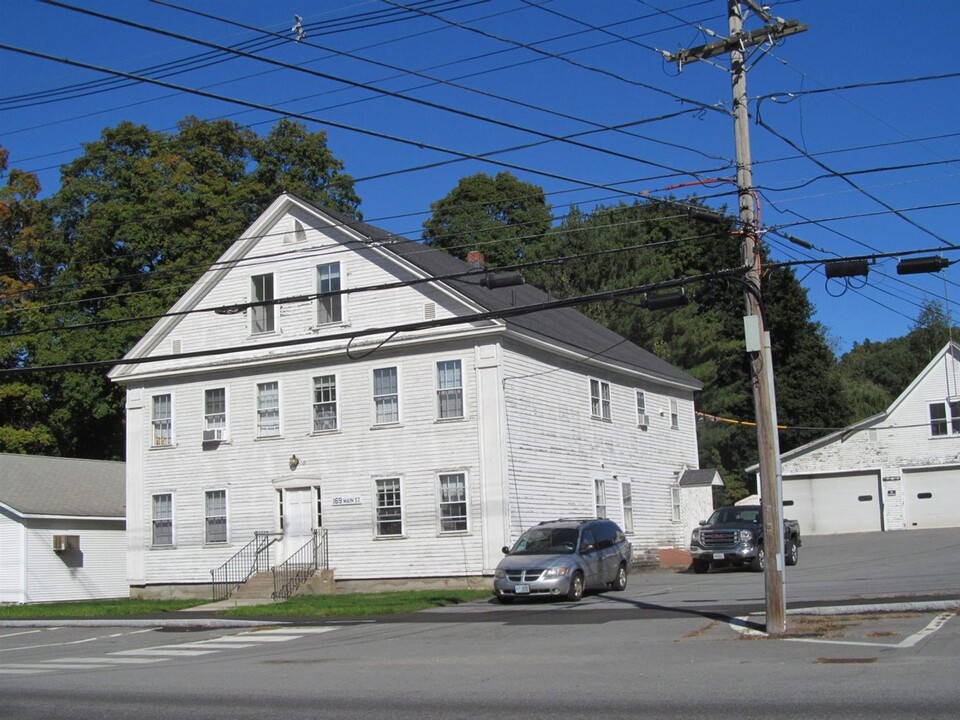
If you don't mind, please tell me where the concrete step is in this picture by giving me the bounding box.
[231,572,275,600]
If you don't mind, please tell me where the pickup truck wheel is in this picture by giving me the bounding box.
[566,571,584,602]
[750,545,766,572]
[785,539,799,566]
[692,560,710,574]
[612,563,628,591]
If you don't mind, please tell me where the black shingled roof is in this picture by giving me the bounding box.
[301,197,701,390]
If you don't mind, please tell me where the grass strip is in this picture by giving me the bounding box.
[0,598,207,619]
[222,589,492,617]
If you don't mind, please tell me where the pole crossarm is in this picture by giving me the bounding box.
[666,19,807,67]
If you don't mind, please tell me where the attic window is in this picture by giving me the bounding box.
[294,220,306,243]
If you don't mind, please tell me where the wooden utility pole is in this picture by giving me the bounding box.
[667,1,806,636]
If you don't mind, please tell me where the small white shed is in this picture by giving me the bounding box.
[0,454,127,604]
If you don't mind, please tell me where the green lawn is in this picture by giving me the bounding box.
[223,589,492,617]
[0,590,492,619]
[0,598,207,619]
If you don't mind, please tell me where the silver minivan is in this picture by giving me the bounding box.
[493,518,632,603]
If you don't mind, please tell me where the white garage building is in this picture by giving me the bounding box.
[749,342,960,534]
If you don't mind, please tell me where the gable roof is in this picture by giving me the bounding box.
[111,193,701,391]
[304,198,701,390]
[746,340,960,472]
[0,454,125,520]
[678,468,723,487]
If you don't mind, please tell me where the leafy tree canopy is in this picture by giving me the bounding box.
[0,118,359,459]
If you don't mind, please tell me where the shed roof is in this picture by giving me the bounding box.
[0,454,125,519]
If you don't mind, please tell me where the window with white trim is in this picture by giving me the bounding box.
[437,360,464,419]
[670,398,679,430]
[313,375,338,432]
[151,493,173,546]
[317,262,342,325]
[205,489,228,544]
[621,481,634,533]
[929,400,960,436]
[375,477,403,536]
[251,273,275,334]
[151,394,173,447]
[256,381,280,438]
[635,390,648,426]
[203,388,226,440]
[595,478,607,518]
[373,367,399,425]
[671,485,682,522]
[590,378,611,420]
[438,473,468,532]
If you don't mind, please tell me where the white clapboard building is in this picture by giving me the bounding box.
[0,454,127,603]
[109,193,705,598]
[750,341,960,534]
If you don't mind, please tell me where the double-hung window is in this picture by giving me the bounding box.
[313,375,338,432]
[317,262,342,325]
[151,394,173,447]
[257,381,280,438]
[590,379,611,421]
[251,273,275,334]
[929,400,960,436]
[636,390,648,427]
[205,489,228,544]
[151,493,173,546]
[203,388,226,441]
[670,399,679,429]
[373,367,399,425]
[621,481,634,533]
[375,477,403,536]
[595,478,607,518]
[671,485,682,522]
[437,360,463,419]
[439,473,468,532]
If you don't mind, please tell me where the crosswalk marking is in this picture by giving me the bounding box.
[1,625,338,676]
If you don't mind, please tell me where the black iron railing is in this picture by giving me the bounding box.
[272,529,328,600]
[210,531,279,601]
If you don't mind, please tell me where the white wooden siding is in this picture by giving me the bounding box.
[132,340,488,584]
[0,510,25,603]
[499,340,699,551]
[1,518,126,603]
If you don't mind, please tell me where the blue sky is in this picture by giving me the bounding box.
[2,0,958,355]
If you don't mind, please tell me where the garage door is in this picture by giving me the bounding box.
[902,467,960,529]
[782,472,882,535]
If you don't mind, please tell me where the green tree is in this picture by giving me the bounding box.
[422,172,552,267]
[0,145,58,453]
[1,118,360,459]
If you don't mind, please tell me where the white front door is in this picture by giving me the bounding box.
[282,487,315,559]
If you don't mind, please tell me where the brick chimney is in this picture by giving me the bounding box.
[466,250,485,269]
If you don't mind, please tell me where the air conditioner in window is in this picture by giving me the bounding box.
[637,413,650,427]
[53,535,79,552]
[202,429,224,443]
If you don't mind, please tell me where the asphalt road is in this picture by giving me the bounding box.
[2,529,959,720]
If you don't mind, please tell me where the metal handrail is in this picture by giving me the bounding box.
[272,529,328,600]
[210,530,280,602]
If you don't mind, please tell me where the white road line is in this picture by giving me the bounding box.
[730,611,956,648]
[256,627,337,635]
[203,635,296,643]
[0,629,46,639]
[1,662,113,670]
[109,648,219,657]
[0,627,156,653]
[0,668,47,674]
[58,656,168,665]
[177,642,258,650]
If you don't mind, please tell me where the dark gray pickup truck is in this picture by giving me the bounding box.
[688,504,800,573]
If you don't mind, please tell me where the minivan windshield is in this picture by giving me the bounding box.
[509,527,579,555]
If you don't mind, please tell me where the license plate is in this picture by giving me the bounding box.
[713,553,725,560]
[514,584,530,594]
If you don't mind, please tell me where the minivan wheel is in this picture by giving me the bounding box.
[496,595,514,605]
[612,563,628,591]
[566,572,584,602]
